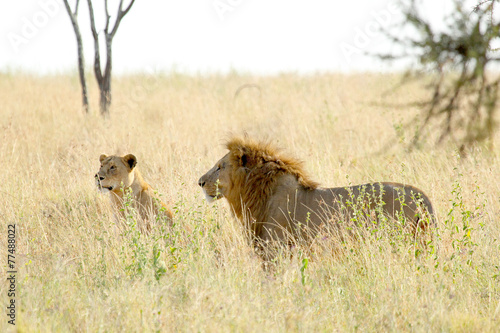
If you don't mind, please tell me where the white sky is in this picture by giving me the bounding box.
[0,0,458,75]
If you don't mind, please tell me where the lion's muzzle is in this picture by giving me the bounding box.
[198,175,222,202]
[198,177,205,188]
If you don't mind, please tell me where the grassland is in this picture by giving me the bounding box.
[0,72,499,332]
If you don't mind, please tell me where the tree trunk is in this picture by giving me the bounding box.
[62,0,89,113]
[99,35,113,117]
[99,87,109,116]
[87,0,136,117]
[76,28,89,113]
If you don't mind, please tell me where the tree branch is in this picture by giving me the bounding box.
[62,0,76,22]
[110,0,136,38]
[120,0,136,17]
[104,0,111,34]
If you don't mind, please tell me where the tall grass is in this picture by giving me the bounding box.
[0,72,499,332]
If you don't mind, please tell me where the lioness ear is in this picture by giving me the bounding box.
[99,154,108,163]
[123,154,137,170]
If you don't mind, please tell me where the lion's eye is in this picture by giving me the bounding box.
[110,165,116,170]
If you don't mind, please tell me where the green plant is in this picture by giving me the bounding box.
[300,257,309,286]
[120,186,148,278]
[442,158,487,280]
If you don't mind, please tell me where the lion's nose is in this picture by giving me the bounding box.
[198,178,205,187]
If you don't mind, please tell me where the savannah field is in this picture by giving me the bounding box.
[0,71,500,332]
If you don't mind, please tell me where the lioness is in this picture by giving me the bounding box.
[95,154,173,231]
[198,136,436,249]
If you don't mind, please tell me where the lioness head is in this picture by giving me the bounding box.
[95,154,138,193]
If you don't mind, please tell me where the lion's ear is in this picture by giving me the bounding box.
[234,149,253,168]
[241,154,248,167]
[231,147,246,167]
[123,154,137,170]
[99,154,108,163]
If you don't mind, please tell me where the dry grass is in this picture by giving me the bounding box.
[0,71,499,332]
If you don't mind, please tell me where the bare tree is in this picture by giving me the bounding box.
[62,0,89,113]
[87,0,136,117]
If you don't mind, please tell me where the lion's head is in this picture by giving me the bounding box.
[197,152,230,203]
[95,154,138,193]
[198,136,318,222]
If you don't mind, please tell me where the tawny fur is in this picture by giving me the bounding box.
[199,136,436,246]
[96,154,173,232]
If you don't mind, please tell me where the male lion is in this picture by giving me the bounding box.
[198,137,436,250]
[95,154,173,231]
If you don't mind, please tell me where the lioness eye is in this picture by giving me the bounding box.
[110,165,116,170]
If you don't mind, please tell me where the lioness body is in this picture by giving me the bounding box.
[198,137,435,245]
[96,154,173,231]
